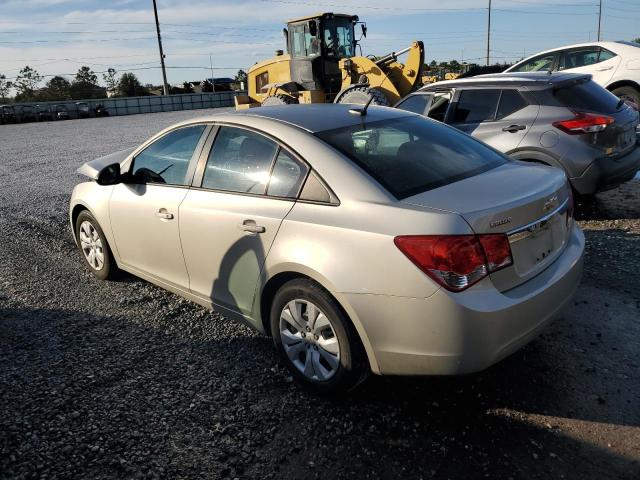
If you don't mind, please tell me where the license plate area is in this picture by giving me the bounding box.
[507,200,569,277]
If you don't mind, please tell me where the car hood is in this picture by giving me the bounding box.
[77,148,134,180]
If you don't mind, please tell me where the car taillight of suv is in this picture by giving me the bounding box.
[553,111,615,134]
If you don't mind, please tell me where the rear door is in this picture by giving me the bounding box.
[449,88,537,153]
[179,125,309,316]
[557,46,621,86]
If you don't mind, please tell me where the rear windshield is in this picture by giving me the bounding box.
[315,116,507,199]
[551,79,621,113]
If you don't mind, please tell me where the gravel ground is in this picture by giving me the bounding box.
[1,111,639,480]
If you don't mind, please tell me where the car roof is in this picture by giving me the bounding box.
[418,71,591,90]
[176,104,414,133]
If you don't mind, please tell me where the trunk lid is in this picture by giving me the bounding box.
[402,162,571,291]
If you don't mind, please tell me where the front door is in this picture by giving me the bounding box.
[180,126,309,316]
[109,124,208,289]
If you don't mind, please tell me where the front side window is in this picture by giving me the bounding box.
[426,91,451,122]
[396,94,431,115]
[131,125,206,185]
[202,127,278,194]
[452,89,500,124]
[316,116,506,199]
[511,53,555,72]
[558,48,600,70]
[255,71,269,93]
[323,18,354,58]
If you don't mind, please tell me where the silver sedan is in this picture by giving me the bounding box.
[70,104,585,393]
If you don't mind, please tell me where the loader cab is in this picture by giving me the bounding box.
[286,13,358,97]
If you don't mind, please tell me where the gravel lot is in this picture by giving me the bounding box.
[1,110,639,480]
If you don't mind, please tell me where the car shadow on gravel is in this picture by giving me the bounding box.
[2,305,638,480]
[575,180,640,221]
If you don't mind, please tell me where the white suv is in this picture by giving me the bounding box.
[504,41,640,106]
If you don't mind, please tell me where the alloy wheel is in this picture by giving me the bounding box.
[279,299,340,381]
[78,220,104,271]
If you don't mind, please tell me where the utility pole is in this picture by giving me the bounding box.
[486,0,492,66]
[209,54,215,83]
[152,0,169,95]
[597,0,602,41]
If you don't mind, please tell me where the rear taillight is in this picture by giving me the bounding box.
[553,111,614,135]
[394,234,513,292]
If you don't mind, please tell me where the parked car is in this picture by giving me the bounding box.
[396,72,640,195]
[76,102,91,118]
[53,104,70,120]
[70,105,584,393]
[0,105,18,124]
[35,104,54,122]
[19,105,37,123]
[94,104,109,117]
[504,41,640,106]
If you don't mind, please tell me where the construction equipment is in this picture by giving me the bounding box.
[234,13,424,109]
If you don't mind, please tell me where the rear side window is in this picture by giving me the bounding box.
[316,116,506,199]
[452,89,500,123]
[266,149,309,198]
[558,48,600,70]
[131,125,206,185]
[551,79,621,114]
[497,90,528,119]
[396,94,430,115]
[202,127,278,194]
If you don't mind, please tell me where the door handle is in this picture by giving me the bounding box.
[238,220,265,234]
[155,209,174,220]
[596,66,613,71]
[502,124,526,133]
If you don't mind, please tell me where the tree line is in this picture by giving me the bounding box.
[0,66,151,103]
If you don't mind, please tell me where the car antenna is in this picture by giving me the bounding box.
[348,95,375,116]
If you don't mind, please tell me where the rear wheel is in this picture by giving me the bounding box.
[336,86,390,106]
[611,86,639,106]
[270,279,368,394]
[262,94,298,106]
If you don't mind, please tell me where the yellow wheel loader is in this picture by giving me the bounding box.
[234,13,424,109]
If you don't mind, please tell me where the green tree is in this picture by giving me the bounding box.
[633,37,640,44]
[235,69,247,84]
[102,67,118,95]
[42,76,71,101]
[200,79,213,93]
[429,60,437,68]
[117,72,148,97]
[71,66,102,99]
[182,81,194,93]
[14,66,42,101]
[0,74,12,100]
[449,59,461,71]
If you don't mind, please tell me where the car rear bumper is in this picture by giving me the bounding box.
[344,224,584,376]
[571,144,640,194]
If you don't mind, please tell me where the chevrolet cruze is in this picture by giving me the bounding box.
[70,104,584,393]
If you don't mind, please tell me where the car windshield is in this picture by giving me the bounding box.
[316,116,507,199]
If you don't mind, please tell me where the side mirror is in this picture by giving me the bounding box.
[308,20,317,37]
[361,24,367,38]
[96,162,122,186]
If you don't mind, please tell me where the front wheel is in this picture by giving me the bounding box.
[270,279,368,394]
[75,210,118,280]
[335,86,390,106]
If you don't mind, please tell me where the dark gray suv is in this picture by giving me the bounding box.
[396,72,640,195]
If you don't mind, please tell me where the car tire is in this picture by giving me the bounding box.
[270,278,368,394]
[75,210,118,281]
[262,94,298,106]
[611,86,639,106]
[335,86,390,106]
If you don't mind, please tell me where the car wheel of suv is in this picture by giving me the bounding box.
[75,210,117,281]
[270,279,368,394]
[611,86,639,106]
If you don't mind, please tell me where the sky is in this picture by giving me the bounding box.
[0,0,638,90]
